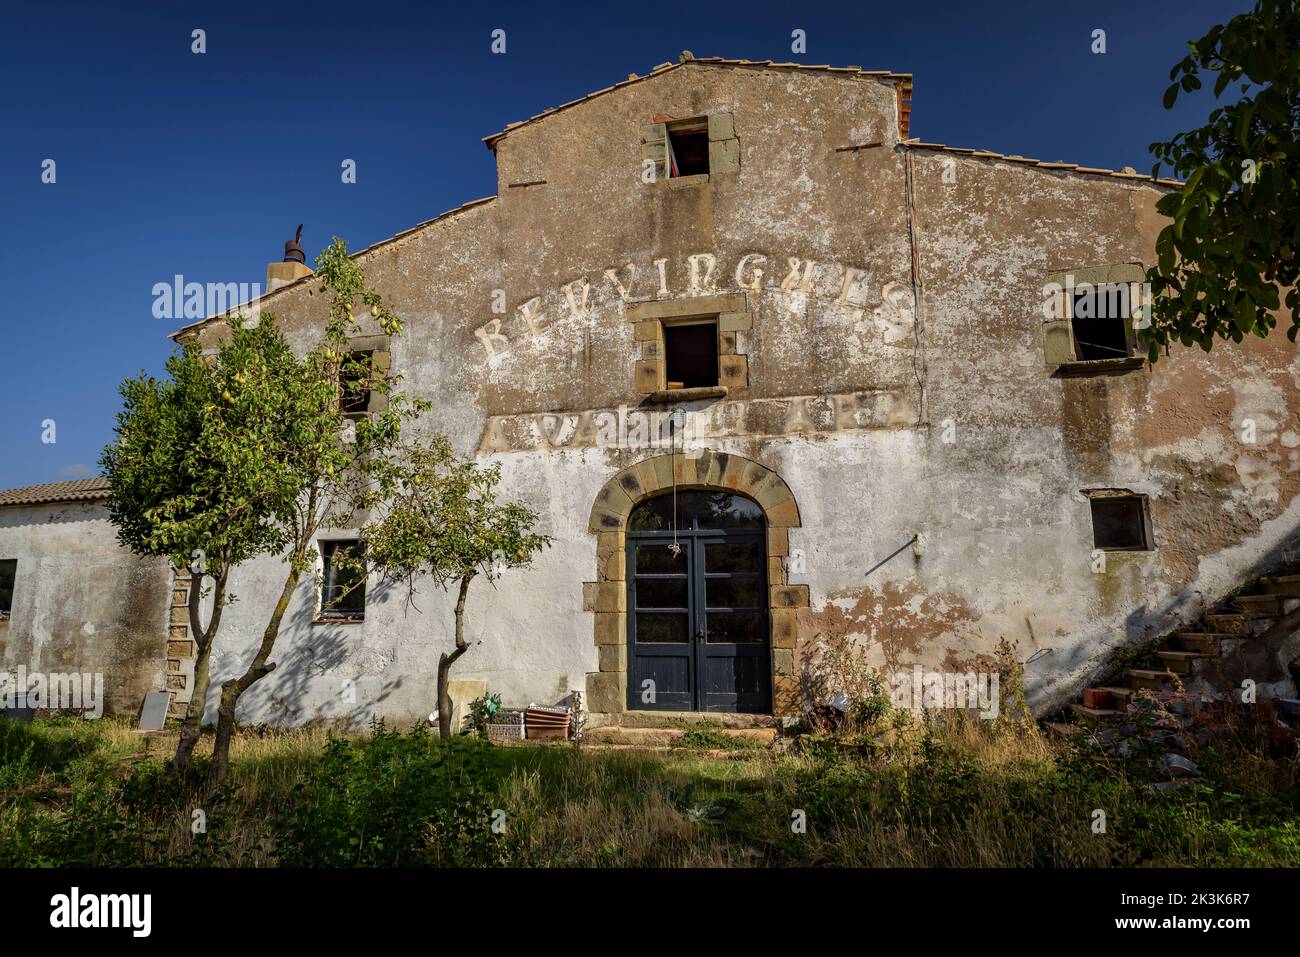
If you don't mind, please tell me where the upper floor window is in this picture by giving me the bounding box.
[1041,264,1147,377]
[318,540,366,623]
[629,294,750,401]
[667,118,710,177]
[1071,284,1134,360]
[639,113,739,185]
[340,351,373,416]
[663,318,719,389]
[0,559,15,620]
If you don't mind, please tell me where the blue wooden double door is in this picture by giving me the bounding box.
[626,491,772,713]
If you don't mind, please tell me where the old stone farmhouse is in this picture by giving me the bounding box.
[3,54,1298,727]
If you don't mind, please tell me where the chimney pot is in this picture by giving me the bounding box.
[283,224,306,264]
[267,224,312,292]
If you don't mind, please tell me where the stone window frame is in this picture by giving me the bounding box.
[1082,488,1156,553]
[583,450,804,718]
[1042,263,1148,378]
[340,335,391,419]
[630,294,750,403]
[639,113,740,188]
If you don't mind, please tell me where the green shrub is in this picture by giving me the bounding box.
[270,724,512,866]
[465,692,502,737]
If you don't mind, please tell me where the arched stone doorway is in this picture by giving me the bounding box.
[584,450,805,717]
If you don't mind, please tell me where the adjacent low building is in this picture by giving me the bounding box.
[0,479,171,715]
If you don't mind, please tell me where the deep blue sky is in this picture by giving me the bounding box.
[0,0,1246,488]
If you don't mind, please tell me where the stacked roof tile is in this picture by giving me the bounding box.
[0,477,111,507]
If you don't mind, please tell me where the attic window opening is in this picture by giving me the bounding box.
[1089,494,1151,551]
[340,351,373,416]
[1071,285,1132,361]
[667,119,710,177]
[663,319,719,389]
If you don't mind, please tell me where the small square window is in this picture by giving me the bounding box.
[0,559,15,619]
[340,351,373,416]
[319,540,366,622]
[663,319,719,389]
[667,119,709,177]
[1072,286,1132,360]
[1089,495,1150,550]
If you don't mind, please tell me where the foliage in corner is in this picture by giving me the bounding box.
[1141,0,1299,359]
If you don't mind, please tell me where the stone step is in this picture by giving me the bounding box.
[1204,613,1265,635]
[1172,632,1229,654]
[1126,668,1178,690]
[1069,703,1123,723]
[1156,649,1211,674]
[612,710,779,729]
[1097,685,1136,705]
[1232,594,1288,614]
[1046,721,1084,739]
[1259,574,1300,597]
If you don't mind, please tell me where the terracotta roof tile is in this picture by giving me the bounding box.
[0,477,111,508]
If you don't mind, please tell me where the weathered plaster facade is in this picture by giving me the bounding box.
[6,57,1297,725]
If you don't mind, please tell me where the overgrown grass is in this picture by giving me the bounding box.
[1,713,1296,867]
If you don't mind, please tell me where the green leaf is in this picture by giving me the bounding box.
[1233,296,1256,332]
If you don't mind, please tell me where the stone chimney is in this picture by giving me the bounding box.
[266,224,312,292]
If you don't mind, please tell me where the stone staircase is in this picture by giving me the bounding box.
[1072,564,1300,723]
[583,711,779,751]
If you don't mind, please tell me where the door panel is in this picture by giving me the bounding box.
[696,532,770,712]
[628,537,692,710]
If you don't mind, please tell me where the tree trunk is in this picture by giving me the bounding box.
[206,565,300,789]
[436,573,475,740]
[171,564,229,774]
